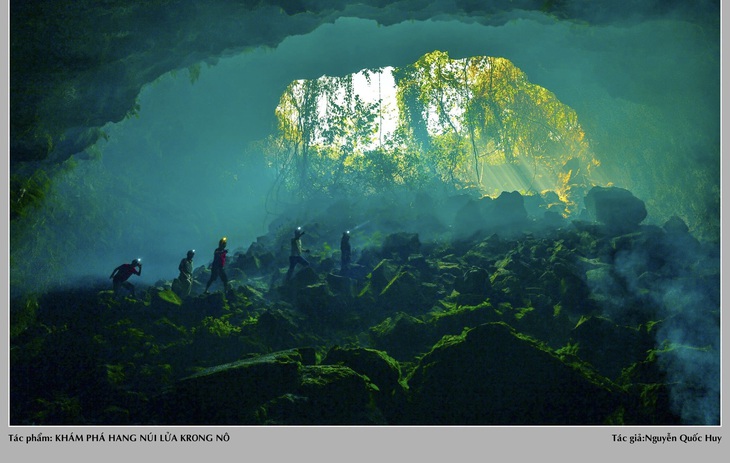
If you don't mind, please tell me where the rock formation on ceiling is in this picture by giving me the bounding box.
[10,0,717,170]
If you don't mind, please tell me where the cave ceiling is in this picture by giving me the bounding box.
[9,0,720,174]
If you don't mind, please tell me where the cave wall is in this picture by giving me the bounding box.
[7,0,721,293]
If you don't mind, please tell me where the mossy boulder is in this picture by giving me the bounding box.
[404,322,625,425]
[295,282,334,315]
[322,346,403,396]
[584,265,626,312]
[368,259,399,289]
[157,349,305,424]
[326,272,354,296]
[257,364,386,425]
[321,345,409,422]
[369,312,434,361]
[381,232,420,261]
[569,315,655,380]
[453,267,492,306]
[151,289,182,310]
[357,259,399,303]
[428,301,501,336]
[377,269,427,311]
[190,291,228,315]
[254,308,303,350]
[289,265,319,287]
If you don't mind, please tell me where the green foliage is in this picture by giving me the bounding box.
[10,154,150,295]
[638,383,665,410]
[574,315,590,329]
[552,303,562,317]
[157,289,182,306]
[140,363,173,384]
[239,314,259,327]
[32,395,83,424]
[431,331,469,351]
[188,63,202,84]
[155,317,189,336]
[645,341,713,364]
[262,52,595,209]
[584,89,720,241]
[513,306,534,320]
[430,299,492,321]
[395,51,596,204]
[9,170,52,220]
[201,316,242,337]
[106,363,127,384]
[10,296,39,339]
[555,341,580,359]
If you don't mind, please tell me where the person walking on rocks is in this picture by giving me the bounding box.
[285,227,310,281]
[205,237,229,294]
[340,230,351,274]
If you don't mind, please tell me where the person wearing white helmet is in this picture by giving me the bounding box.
[172,249,195,298]
[285,227,310,281]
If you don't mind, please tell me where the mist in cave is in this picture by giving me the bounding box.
[12,14,719,293]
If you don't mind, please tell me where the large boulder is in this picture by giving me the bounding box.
[377,270,429,312]
[584,186,647,233]
[322,346,403,400]
[453,266,492,306]
[453,197,489,237]
[662,215,689,235]
[486,190,529,230]
[295,282,334,315]
[454,267,492,296]
[381,232,421,261]
[454,191,529,238]
[569,316,655,380]
[157,348,387,425]
[365,259,400,294]
[258,365,386,425]
[369,312,434,361]
[158,349,305,424]
[255,308,302,349]
[404,322,625,424]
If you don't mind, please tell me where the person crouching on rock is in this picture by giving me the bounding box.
[110,258,142,298]
[285,227,310,281]
[204,237,229,294]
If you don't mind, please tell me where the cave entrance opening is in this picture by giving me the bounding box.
[262,50,598,216]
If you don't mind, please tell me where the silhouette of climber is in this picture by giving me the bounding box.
[285,227,310,281]
[205,237,229,294]
[340,230,351,273]
[110,258,142,298]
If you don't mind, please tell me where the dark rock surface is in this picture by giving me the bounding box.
[405,322,625,425]
[9,188,720,425]
[584,186,647,233]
